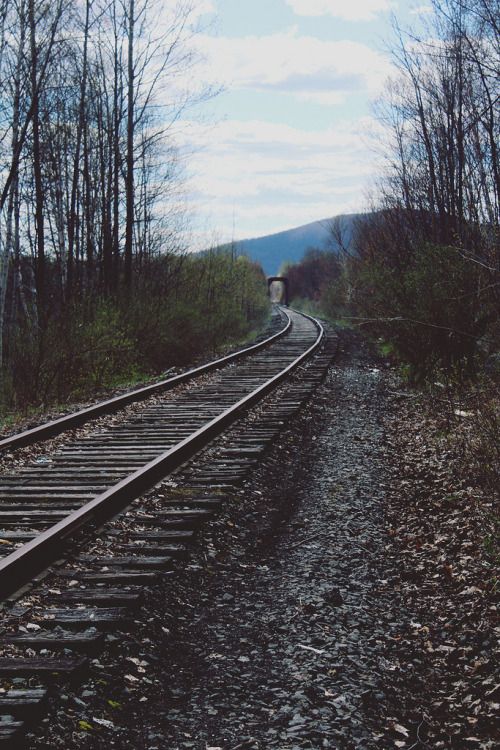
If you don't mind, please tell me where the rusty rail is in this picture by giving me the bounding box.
[0,311,323,600]
[0,310,290,453]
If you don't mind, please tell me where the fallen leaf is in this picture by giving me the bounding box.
[394,723,410,737]
[297,644,325,655]
[92,717,115,729]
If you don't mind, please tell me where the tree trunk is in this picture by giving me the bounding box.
[67,0,91,300]
[29,0,45,322]
[124,0,135,289]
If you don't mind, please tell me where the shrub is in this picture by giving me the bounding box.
[0,250,270,416]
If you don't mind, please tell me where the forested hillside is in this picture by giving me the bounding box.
[233,214,360,275]
[0,0,269,416]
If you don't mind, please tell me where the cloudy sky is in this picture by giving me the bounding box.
[176,0,429,246]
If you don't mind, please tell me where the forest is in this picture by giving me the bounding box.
[285,0,499,385]
[0,0,498,422]
[0,0,269,417]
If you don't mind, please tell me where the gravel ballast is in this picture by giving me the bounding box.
[25,329,497,750]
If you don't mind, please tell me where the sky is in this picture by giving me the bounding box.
[174,0,431,247]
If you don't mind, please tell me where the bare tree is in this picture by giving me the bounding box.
[346,0,499,376]
[0,0,212,402]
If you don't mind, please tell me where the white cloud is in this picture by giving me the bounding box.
[285,0,394,22]
[197,0,215,13]
[409,4,434,15]
[192,27,392,103]
[178,117,387,246]
[158,12,395,246]
[185,0,216,21]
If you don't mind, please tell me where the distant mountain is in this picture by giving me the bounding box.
[233,213,363,276]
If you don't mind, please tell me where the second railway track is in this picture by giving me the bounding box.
[0,308,338,747]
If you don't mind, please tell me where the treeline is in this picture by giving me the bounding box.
[288,0,499,381]
[0,0,270,412]
[6,251,269,408]
[280,247,344,315]
[281,248,339,304]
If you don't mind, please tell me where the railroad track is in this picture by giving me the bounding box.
[0,308,337,747]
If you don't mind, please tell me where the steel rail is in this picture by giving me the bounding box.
[0,310,291,453]
[0,311,323,600]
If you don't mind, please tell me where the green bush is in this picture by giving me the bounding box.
[350,240,485,380]
[0,250,270,416]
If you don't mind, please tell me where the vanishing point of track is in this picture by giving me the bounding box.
[0,307,336,746]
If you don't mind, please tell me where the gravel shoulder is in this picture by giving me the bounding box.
[27,328,497,750]
[145,330,412,750]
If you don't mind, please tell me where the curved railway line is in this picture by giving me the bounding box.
[0,307,338,747]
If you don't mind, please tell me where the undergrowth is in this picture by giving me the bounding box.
[0,252,270,421]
